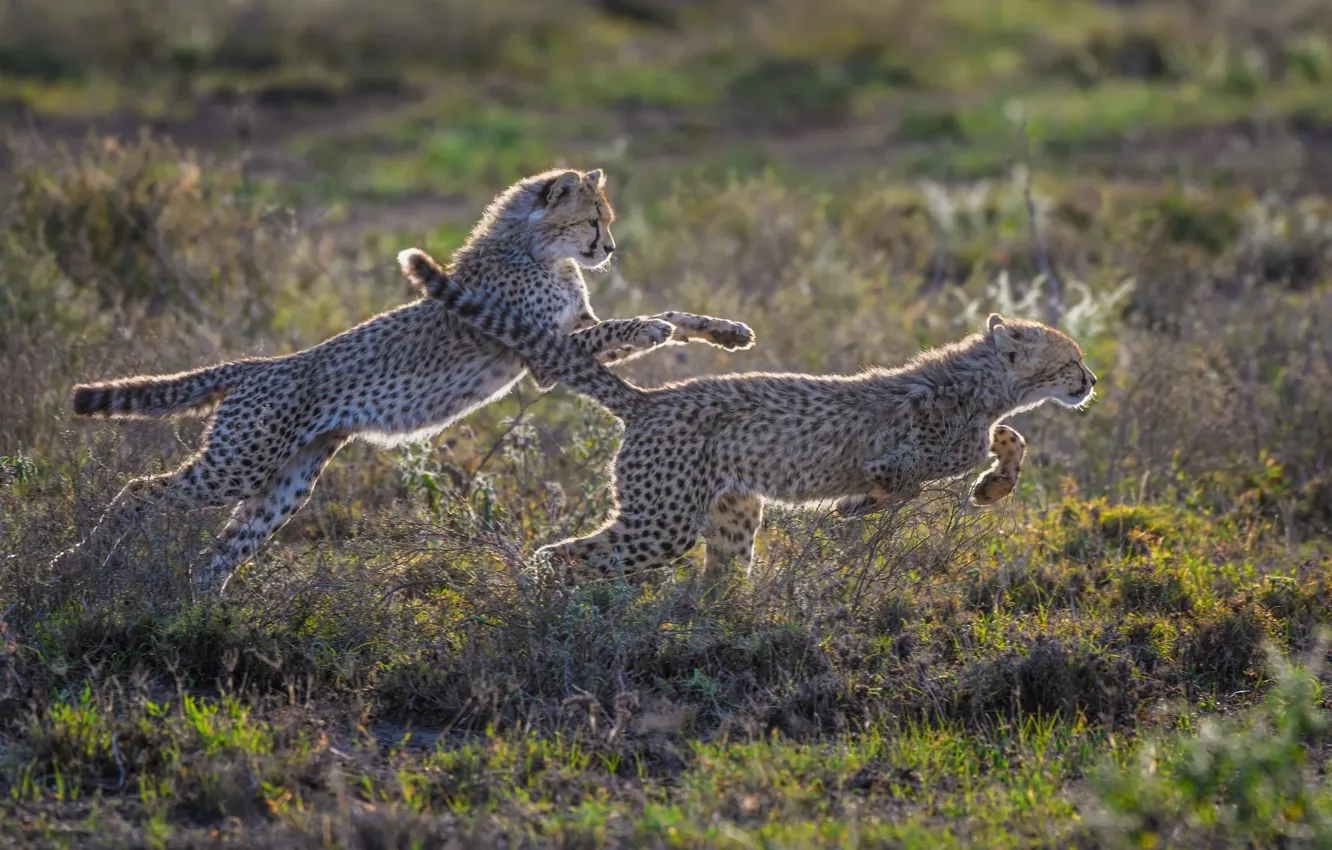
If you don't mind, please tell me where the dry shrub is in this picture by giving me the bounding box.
[0,0,593,83]
[3,133,1332,781]
[8,134,280,321]
[1075,286,1332,534]
[752,481,995,618]
[2,385,999,740]
[0,132,403,456]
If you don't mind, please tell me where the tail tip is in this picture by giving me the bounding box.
[396,247,424,273]
[399,247,448,298]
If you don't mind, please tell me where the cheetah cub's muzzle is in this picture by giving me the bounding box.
[1064,364,1098,409]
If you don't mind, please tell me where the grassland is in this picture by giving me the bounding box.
[3,0,1332,846]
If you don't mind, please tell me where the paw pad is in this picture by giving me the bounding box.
[970,471,1015,506]
[644,320,675,345]
[834,495,882,518]
[710,321,755,350]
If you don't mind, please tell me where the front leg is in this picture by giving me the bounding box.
[861,453,925,503]
[832,493,887,518]
[970,424,1027,506]
[574,317,678,365]
[647,311,755,351]
[567,317,681,373]
[572,310,755,367]
[834,453,924,517]
[529,310,754,391]
[526,317,677,391]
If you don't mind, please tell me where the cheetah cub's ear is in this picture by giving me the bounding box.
[543,170,583,209]
[989,313,1022,363]
[586,168,607,189]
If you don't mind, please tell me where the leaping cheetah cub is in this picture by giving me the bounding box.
[399,246,1096,580]
[65,168,755,593]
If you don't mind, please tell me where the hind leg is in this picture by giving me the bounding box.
[199,432,349,594]
[538,442,713,580]
[702,491,764,588]
[59,449,268,571]
[58,399,301,573]
[970,425,1027,506]
[539,501,709,579]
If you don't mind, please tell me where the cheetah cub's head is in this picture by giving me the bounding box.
[529,168,617,272]
[988,313,1098,410]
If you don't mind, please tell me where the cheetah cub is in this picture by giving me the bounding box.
[400,246,1095,580]
[65,168,755,593]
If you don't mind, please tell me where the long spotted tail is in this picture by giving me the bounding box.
[72,360,263,419]
[397,248,646,419]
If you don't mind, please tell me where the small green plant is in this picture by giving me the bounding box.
[1094,642,1332,847]
[0,452,35,484]
[1288,35,1332,82]
[397,439,463,524]
[1142,192,1243,255]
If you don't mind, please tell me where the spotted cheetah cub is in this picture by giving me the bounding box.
[65,168,755,593]
[400,246,1095,579]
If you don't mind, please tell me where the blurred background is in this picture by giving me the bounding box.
[3,1,1332,846]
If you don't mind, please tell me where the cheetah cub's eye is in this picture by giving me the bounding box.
[589,219,599,229]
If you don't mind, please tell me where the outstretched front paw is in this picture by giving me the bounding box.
[633,318,677,349]
[707,319,754,351]
[659,313,756,351]
[833,494,886,518]
[692,318,755,351]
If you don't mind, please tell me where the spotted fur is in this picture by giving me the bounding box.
[64,168,756,593]
[400,259,1096,581]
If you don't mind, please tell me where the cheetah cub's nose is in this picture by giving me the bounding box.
[605,241,617,255]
